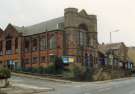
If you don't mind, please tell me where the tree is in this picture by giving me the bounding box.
[0,67,11,88]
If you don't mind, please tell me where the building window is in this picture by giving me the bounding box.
[57,22,64,29]
[50,55,56,63]
[24,39,30,52]
[15,38,18,49]
[79,32,83,46]
[79,23,88,47]
[90,38,94,46]
[79,32,86,47]
[0,41,2,50]
[24,59,29,64]
[40,56,46,63]
[32,57,38,63]
[6,40,12,54]
[6,40,12,50]
[79,24,88,31]
[49,34,56,49]
[40,38,47,50]
[32,38,38,51]
[0,41,3,56]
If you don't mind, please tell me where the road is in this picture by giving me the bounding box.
[10,75,135,94]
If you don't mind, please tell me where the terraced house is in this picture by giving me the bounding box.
[0,8,98,70]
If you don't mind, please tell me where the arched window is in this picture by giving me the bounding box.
[78,23,88,47]
[15,38,18,49]
[40,35,47,50]
[32,38,38,51]
[6,40,12,50]
[5,34,12,51]
[79,24,88,31]
[0,41,2,50]
[49,34,56,49]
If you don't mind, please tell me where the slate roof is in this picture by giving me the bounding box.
[98,42,125,54]
[13,17,64,36]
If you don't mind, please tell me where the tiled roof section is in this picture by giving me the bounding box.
[98,42,125,54]
[13,17,64,36]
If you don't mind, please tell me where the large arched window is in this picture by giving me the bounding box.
[78,24,88,47]
[49,34,56,49]
[79,24,88,31]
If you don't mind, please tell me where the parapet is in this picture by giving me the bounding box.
[64,8,78,14]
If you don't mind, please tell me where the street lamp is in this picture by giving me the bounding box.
[110,29,120,43]
[109,29,120,73]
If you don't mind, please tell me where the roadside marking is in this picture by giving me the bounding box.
[12,83,53,90]
[98,87,112,92]
[84,93,92,94]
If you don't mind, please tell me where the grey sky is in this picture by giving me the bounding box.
[0,0,135,46]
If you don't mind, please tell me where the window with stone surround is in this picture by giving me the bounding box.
[40,35,47,50]
[15,38,18,49]
[32,38,38,51]
[79,24,88,47]
[32,57,38,63]
[40,56,46,63]
[49,34,56,49]
[24,39,30,52]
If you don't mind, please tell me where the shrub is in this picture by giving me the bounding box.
[63,63,85,80]
[63,63,93,81]
[0,68,11,79]
[45,63,56,74]
[37,66,44,74]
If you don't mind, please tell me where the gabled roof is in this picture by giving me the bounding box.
[98,42,126,54]
[12,17,64,36]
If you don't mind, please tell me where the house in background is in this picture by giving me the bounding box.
[0,8,98,70]
[98,42,128,67]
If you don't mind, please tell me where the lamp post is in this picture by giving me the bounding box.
[110,29,120,44]
[109,29,119,72]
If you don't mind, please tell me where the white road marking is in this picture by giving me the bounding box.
[12,83,53,90]
[98,87,112,92]
[84,93,92,94]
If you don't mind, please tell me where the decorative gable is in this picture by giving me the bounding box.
[4,24,18,37]
[79,9,88,17]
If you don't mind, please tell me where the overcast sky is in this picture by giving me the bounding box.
[0,0,135,46]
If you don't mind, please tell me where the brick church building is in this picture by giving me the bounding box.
[0,8,98,69]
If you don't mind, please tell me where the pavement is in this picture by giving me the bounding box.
[11,72,72,83]
[2,73,135,94]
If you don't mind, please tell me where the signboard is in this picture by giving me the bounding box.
[69,57,74,63]
[63,57,68,64]
[62,56,74,64]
